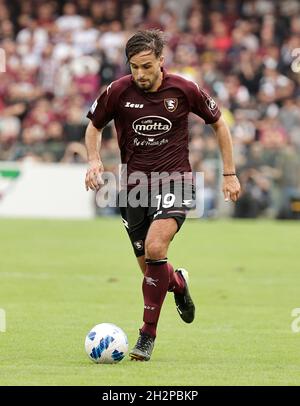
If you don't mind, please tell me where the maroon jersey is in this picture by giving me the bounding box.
[87,68,221,180]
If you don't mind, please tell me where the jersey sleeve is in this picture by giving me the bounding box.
[86,83,116,129]
[186,81,221,124]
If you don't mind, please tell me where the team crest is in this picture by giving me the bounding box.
[164,98,178,112]
[133,240,144,251]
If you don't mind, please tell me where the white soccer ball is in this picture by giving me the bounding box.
[85,323,128,364]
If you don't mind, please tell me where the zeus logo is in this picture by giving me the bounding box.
[125,102,144,108]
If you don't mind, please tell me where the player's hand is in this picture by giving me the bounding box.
[223,175,241,202]
[85,160,104,191]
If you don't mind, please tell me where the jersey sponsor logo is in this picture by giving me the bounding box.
[132,116,172,137]
[133,137,168,146]
[125,102,144,109]
[164,98,178,112]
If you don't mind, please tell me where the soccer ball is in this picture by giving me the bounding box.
[85,323,128,364]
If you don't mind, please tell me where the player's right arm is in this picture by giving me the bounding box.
[84,81,118,191]
[85,121,104,191]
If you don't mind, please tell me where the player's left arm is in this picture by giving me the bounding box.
[210,116,241,202]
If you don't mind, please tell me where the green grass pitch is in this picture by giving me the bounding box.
[0,218,299,386]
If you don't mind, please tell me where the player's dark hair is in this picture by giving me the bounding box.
[125,29,165,62]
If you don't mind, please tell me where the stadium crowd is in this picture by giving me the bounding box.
[0,0,300,218]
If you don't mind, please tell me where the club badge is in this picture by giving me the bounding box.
[164,98,178,112]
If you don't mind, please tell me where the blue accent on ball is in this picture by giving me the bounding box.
[88,331,96,341]
[90,335,115,360]
[112,349,124,361]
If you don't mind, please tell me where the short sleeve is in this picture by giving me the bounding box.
[86,83,115,129]
[187,81,221,124]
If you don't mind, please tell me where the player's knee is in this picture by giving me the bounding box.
[145,240,166,259]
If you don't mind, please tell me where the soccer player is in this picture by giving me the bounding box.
[85,30,240,361]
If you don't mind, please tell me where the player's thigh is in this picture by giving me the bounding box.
[145,218,178,252]
[119,204,149,257]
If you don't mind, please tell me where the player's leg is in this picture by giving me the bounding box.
[130,217,195,361]
[130,180,195,361]
[144,217,176,258]
[151,180,196,325]
[130,218,177,361]
[136,255,186,293]
[145,179,196,323]
[137,255,146,274]
[142,217,194,332]
[119,200,149,262]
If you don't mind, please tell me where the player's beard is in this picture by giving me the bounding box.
[135,70,161,92]
[136,80,152,91]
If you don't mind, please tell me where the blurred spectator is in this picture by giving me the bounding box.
[0,0,300,219]
[56,2,85,32]
[276,146,300,219]
[234,168,272,218]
